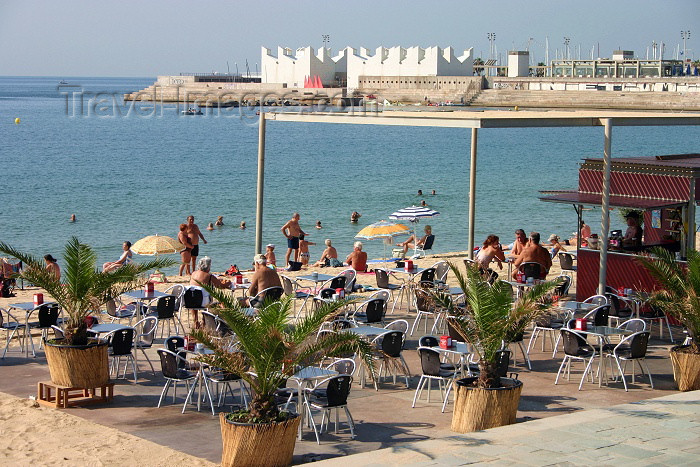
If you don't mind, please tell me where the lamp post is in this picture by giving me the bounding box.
[322,34,330,49]
[564,37,571,60]
[681,30,691,60]
[487,33,496,76]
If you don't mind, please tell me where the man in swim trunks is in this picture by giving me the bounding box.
[186,215,207,273]
[281,212,305,266]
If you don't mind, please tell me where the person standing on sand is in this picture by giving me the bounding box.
[298,234,315,266]
[178,223,193,276]
[44,254,60,280]
[281,212,305,266]
[186,215,207,273]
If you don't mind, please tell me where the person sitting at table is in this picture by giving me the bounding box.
[506,229,528,259]
[346,241,368,272]
[44,254,60,280]
[102,241,133,272]
[242,254,282,307]
[313,239,340,267]
[475,235,505,273]
[546,234,567,258]
[397,225,432,256]
[512,232,552,280]
[622,211,643,249]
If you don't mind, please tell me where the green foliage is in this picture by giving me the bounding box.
[433,262,559,388]
[637,247,700,353]
[0,237,174,345]
[191,288,375,423]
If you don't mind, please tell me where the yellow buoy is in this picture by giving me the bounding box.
[14,118,20,124]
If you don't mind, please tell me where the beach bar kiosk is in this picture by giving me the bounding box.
[541,154,700,300]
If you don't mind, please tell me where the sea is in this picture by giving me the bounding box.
[2,76,699,273]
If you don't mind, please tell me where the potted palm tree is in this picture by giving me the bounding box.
[637,247,700,391]
[0,237,173,387]
[192,290,374,467]
[431,262,558,433]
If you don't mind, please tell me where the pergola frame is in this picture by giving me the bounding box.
[255,109,700,295]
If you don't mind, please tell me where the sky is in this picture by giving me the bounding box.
[0,0,696,77]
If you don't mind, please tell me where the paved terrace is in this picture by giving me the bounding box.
[316,390,700,466]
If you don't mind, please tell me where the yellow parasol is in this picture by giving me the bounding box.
[131,235,184,256]
[355,220,410,260]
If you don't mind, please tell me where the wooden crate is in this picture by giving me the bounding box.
[37,381,115,408]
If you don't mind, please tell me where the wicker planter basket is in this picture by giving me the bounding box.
[451,377,523,433]
[44,339,109,388]
[219,413,301,467]
[670,345,700,391]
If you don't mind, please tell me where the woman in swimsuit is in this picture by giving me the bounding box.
[178,223,193,276]
[102,241,133,272]
[475,235,505,272]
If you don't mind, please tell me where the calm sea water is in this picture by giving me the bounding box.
[2,76,699,273]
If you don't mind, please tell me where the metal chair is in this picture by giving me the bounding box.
[432,261,449,284]
[554,275,572,297]
[555,329,597,390]
[249,286,284,308]
[350,298,386,325]
[519,262,544,280]
[0,307,25,359]
[338,269,356,294]
[410,288,438,335]
[640,304,675,343]
[605,293,635,327]
[527,308,573,358]
[104,297,136,324]
[280,274,313,318]
[558,252,577,283]
[108,328,137,382]
[604,331,653,391]
[583,294,608,306]
[133,316,158,376]
[204,368,248,410]
[369,330,410,390]
[303,374,356,444]
[156,349,197,407]
[183,287,207,328]
[583,304,611,327]
[150,295,182,338]
[383,319,409,336]
[27,303,59,356]
[374,269,405,313]
[412,234,435,258]
[164,284,185,325]
[412,347,458,412]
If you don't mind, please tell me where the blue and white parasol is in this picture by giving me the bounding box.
[389,205,440,223]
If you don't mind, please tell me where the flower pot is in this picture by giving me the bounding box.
[219,413,301,467]
[451,377,523,433]
[44,339,109,388]
[670,345,700,391]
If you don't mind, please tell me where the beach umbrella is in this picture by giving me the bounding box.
[389,205,440,222]
[355,220,410,260]
[131,234,183,256]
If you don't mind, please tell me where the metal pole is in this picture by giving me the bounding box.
[468,128,478,259]
[255,112,266,255]
[598,118,613,295]
[687,177,696,256]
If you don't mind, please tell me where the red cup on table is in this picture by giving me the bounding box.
[439,335,452,349]
[33,293,43,306]
[617,286,625,296]
[575,318,587,331]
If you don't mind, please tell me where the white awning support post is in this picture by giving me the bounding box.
[687,178,696,256]
[468,128,478,259]
[598,118,613,295]
[255,113,266,255]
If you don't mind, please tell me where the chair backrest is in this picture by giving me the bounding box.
[619,318,646,332]
[432,261,449,282]
[318,288,336,300]
[561,329,589,356]
[494,349,512,377]
[326,358,356,375]
[156,295,176,319]
[414,288,433,312]
[338,269,356,293]
[420,268,436,283]
[583,294,608,306]
[201,310,219,334]
[374,269,391,288]
[165,284,184,310]
[519,262,543,280]
[51,325,65,339]
[105,299,120,318]
[555,275,571,296]
[369,289,391,303]
[384,319,409,335]
[157,348,187,379]
[418,347,443,376]
[164,336,185,352]
[183,288,204,308]
[38,304,60,328]
[280,275,295,295]
[135,317,158,345]
[325,374,352,407]
[627,331,650,359]
[558,252,575,270]
[360,298,385,324]
[585,304,610,326]
[328,276,347,290]
[256,286,284,302]
[422,235,435,251]
[418,335,439,347]
[215,316,233,337]
[447,319,463,342]
[379,330,404,357]
[605,293,630,317]
[110,328,134,356]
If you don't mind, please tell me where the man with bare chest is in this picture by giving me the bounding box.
[280,212,305,266]
[186,215,207,272]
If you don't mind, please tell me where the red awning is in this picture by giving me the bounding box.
[539,191,687,210]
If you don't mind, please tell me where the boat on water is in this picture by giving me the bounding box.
[181,108,203,115]
[58,80,68,84]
